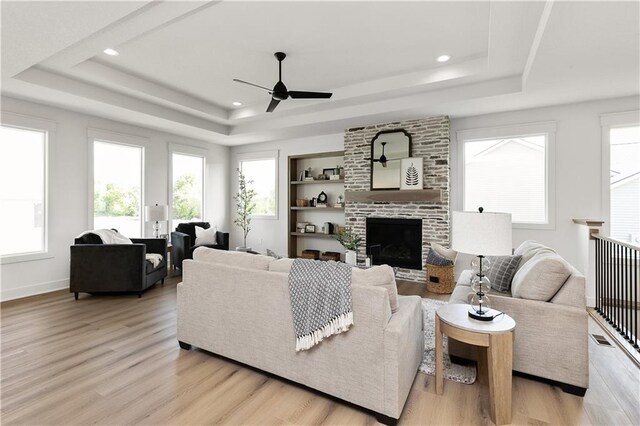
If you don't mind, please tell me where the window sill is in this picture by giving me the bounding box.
[512,222,555,231]
[1,252,53,265]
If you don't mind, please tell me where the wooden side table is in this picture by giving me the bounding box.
[435,304,516,426]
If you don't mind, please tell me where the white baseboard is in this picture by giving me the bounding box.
[1,278,69,302]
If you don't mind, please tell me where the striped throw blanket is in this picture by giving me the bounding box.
[288,259,353,351]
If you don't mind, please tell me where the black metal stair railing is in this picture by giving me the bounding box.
[595,235,639,352]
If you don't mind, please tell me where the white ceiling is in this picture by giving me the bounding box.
[1,1,638,146]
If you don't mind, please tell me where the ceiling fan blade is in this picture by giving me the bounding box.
[266,98,280,113]
[288,91,332,99]
[233,79,272,92]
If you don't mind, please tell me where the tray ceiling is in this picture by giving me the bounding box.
[1,1,638,145]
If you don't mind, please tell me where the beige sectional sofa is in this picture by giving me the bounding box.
[177,248,424,423]
[448,241,589,395]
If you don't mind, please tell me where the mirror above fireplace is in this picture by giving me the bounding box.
[370,129,411,190]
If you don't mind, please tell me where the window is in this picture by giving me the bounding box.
[171,151,204,230]
[609,125,640,244]
[93,140,144,237]
[238,151,278,218]
[458,122,556,228]
[0,118,51,261]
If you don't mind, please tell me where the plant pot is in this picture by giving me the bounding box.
[345,250,357,265]
[236,247,252,252]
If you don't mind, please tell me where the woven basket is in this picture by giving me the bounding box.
[426,263,455,294]
[301,249,320,260]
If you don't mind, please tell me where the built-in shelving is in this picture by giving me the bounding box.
[288,151,345,258]
[290,206,344,211]
[290,232,336,239]
[290,179,344,185]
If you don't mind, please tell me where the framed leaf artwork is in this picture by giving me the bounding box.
[400,157,423,190]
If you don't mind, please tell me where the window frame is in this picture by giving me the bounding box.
[88,128,146,238]
[600,110,640,238]
[456,121,557,230]
[237,150,279,220]
[0,111,55,264]
[168,143,207,231]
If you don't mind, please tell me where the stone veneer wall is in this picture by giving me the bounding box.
[344,116,450,282]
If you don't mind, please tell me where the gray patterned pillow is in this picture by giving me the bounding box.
[426,248,454,267]
[487,255,522,292]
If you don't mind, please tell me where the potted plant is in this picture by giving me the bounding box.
[335,227,362,265]
[234,169,256,251]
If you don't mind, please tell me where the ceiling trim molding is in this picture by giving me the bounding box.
[522,0,555,88]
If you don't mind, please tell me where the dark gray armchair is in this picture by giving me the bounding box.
[70,234,167,299]
[171,222,229,271]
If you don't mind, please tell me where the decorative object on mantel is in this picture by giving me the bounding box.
[400,157,424,190]
[335,227,362,265]
[368,129,411,190]
[452,207,512,321]
[234,169,256,251]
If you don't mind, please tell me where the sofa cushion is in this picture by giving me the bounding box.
[514,240,556,269]
[511,253,571,301]
[193,247,273,271]
[487,255,522,292]
[352,265,399,313]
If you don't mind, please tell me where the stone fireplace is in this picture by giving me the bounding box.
[344,116,450,282]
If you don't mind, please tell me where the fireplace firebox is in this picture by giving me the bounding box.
[366,218,422,270]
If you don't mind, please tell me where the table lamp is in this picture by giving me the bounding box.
[452,208,512,321]
[145,204,169,238]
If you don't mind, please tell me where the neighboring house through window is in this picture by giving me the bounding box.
[457,122,556,229]
[0,112,54,262]
[602,112,640,244]
[169,144,205,231]
[238,151,278,218]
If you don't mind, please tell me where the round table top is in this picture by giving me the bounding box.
[436,303,516,334]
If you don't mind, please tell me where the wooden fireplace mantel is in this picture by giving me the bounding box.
[345,189,442,203]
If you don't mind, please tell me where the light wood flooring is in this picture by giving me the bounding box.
[1,276,639,425]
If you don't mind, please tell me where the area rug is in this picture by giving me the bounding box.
[419,298,477,384]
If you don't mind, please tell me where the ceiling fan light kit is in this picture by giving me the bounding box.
[233,52,333,112]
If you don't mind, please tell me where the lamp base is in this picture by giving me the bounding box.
[468,307,501,321]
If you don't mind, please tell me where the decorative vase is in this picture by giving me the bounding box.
[345,250,357,265]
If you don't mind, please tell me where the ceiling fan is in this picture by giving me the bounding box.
[233,52,332,113]
[368,142,401,168]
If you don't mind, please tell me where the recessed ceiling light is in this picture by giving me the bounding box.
[232,101,242,107]
[103,48,119,56]
[437,55,451,63]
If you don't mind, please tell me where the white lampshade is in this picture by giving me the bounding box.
[451,210,512,256]
[145,204,168,222]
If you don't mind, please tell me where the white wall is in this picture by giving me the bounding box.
[0,96,229,301]
[451,95,640,273]
[229,134,343,254]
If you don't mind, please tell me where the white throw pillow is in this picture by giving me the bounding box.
[352,265,399,313]
[511,253,571,301]
[195,226,218,246]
